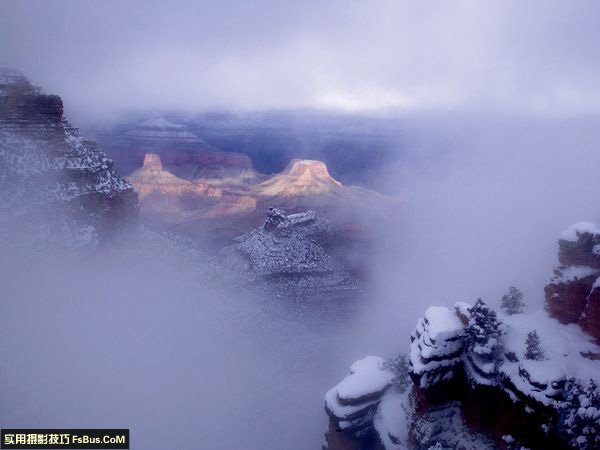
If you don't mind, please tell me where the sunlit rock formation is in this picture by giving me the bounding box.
[126,153,256,220]
[128,153,222,198]
[254,159,342,197]
[0,68,137,248]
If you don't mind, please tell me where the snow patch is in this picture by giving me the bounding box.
[559,222,600,243]
[547,265,598,285]
[424,306,464,342]
[336,356,393,404]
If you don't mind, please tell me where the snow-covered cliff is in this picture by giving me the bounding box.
[324,224,600,450]
[0,69,137,250]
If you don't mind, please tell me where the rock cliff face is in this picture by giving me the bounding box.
[324,224,600,450]
[0,69,137,248]
[545,222,600,340]
[218,208,357,298]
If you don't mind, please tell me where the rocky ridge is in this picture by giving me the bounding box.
[0,69,137,249]
[324,224,600,450]
[218,207,357,298]
[125,151,394,237]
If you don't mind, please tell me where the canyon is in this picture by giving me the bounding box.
[6,69,597,450]
[0,69,366,298]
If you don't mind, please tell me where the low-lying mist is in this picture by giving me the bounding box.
[0,221,380,449]
[365,114,600,354]
[2,114,600,449]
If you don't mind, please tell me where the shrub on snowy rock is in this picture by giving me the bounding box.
[382,354,410,391]
[524,330,545,361]
[557,378,600,450]
[463,299,504,385]
[501,286,525,315]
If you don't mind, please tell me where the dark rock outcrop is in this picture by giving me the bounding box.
[218,208,357,298]
[0,68,138,248]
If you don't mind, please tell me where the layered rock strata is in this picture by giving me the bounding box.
[0,69,137,247]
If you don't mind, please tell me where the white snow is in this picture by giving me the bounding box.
[454,301,472,318]
[287,210,317,226]
[410,306,465,388]
[324,385,381,419]
[501,309,600,405]
[423,306,464,342]
[547,265,598,285]
[335,356,394,403]
[373,389,411,450]
[502,435,515,444]
[559,222,600,243]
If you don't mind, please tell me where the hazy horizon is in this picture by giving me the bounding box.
[3,0,600,122]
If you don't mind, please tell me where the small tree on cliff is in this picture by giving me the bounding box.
[557,378,600,449]
[464,299,504,382]
[501,286,525,315]
[465,299,503,356]
[382,354,410,391]
[524,330,545,361]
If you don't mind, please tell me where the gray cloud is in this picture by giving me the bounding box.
[2,0,600,119]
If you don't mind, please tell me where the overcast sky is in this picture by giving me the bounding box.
[2,0,600,118]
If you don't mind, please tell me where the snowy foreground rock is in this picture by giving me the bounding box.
[324,225,600,450]
[325,356,395,446]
